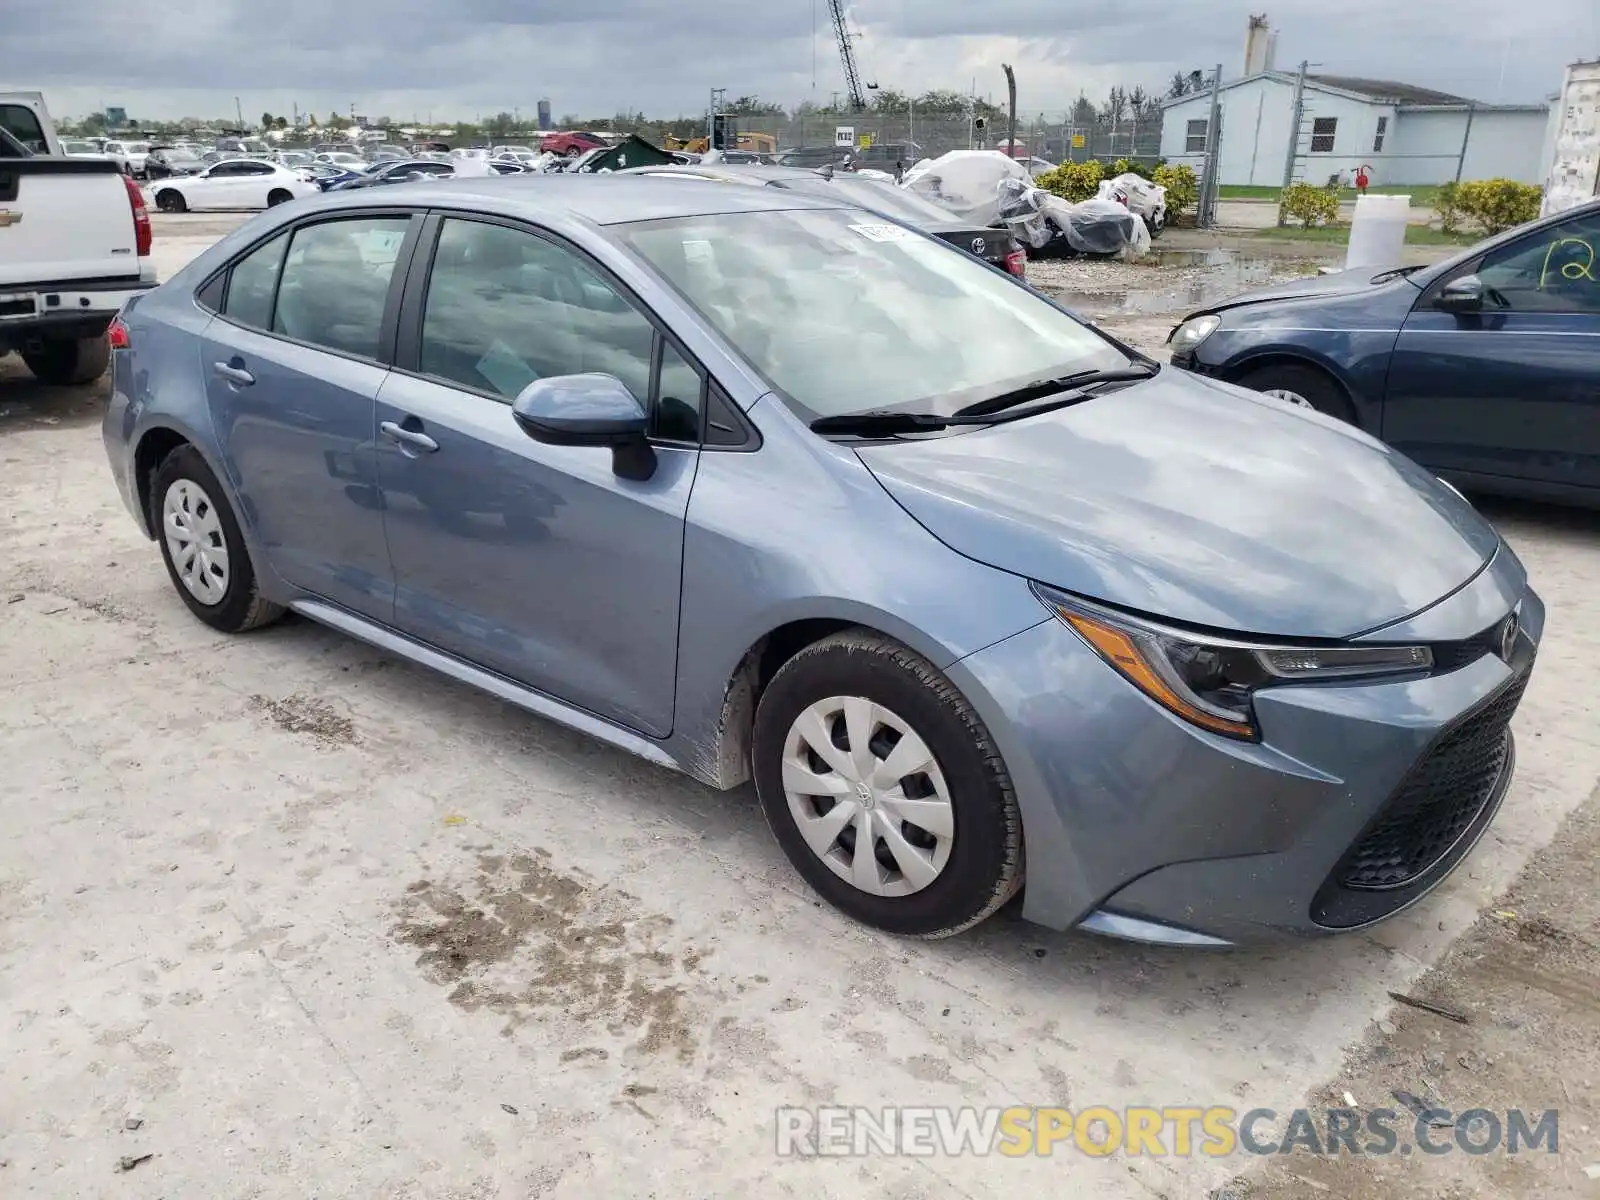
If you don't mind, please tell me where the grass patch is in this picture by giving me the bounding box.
[1239,223,1479,246]
[1219,184,1449,206]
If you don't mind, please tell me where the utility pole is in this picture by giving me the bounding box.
[1002,63,1017,161]
[234,96,243,130]
[1198,64,1224,227]
[1454,102,1476,182]
[1278,59,1309,222]
[708,87,726,143]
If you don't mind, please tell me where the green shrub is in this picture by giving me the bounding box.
[1281,182,1341,229]
[1152,164,1199,217]
[1111,158,1155,181]
[1453,178,1542,235]
[1434,182,1463,234]
[1036,159,1104,202]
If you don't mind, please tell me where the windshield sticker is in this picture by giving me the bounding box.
[476,340,539,398]
[682,239,716,264]
[848,223,914,243]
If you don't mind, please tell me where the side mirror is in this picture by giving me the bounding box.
[1437,274,1485,313]
[511,374,655,480]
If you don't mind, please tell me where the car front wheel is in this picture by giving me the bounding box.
[1235,362,1355,422]
[150,445,285,634]
[752,631,1023,938]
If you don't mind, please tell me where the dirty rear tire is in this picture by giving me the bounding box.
[267,189,293,207]
[1235,362,1355,423]
[22,335,111,385]
[155,189,187,213]
[752,630,1023,938]
[150,444,285,634]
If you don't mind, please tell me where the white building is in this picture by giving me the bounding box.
[1160,73,1550,188]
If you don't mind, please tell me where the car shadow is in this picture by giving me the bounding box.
[0,356,109,434]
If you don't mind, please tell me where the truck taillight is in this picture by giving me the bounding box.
[1005,248,1027,277]
[108,316,131,351]
[122,175,152,257]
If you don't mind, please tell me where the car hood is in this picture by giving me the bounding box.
[1203,265,1417,313]
[856,373,1498,639]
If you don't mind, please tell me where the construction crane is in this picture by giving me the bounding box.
[826,0,874,111]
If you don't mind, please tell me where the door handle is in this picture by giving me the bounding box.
[380,420,439,453]
[212,361,254,386]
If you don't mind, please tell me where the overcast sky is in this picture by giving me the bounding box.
[7,0,1595,123]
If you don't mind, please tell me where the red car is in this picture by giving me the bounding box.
[539,131,607,157]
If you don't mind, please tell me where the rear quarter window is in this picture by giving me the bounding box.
[0,104,47,154]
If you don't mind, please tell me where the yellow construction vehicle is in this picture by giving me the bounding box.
[664,131,777,155]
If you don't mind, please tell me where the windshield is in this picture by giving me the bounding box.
[63,140,97,154]
[785,177,971,226]
[127,142,150,153]
[617,208,1124,420]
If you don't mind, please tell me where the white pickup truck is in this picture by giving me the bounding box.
[1,92,156,385]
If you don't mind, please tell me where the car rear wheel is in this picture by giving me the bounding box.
[1235,362,1355,423]
[22,334,111,385]
[155,189,187,213]
[150,445,285,634]
[266,189,293,206]
[752,630,1023,938]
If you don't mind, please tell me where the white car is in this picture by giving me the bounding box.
[59,138,109,160]
[102,139,152,178]
[312,151,367,170]
[148,160,319,212]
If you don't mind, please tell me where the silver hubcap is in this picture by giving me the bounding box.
[781,696,954,897]
[162,479,230,605]
[1263,387,1314,409]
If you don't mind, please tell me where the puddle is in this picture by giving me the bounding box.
[1033,248,1304,318]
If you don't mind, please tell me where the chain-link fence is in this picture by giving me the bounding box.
[710,114,1163,166]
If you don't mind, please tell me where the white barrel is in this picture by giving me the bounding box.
[1345,194,1410,270]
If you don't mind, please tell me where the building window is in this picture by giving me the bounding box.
[1373,116,1388,153]
[1310,117,1338,153]
[1185,118,1209,154]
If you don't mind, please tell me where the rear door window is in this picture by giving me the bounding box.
[222,232,290,328]
[272,217,412,359]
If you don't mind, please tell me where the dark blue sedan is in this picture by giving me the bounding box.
[1169,198,1600,505]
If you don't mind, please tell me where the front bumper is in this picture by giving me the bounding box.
[947,551,1542,944]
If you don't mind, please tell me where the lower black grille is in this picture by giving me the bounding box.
[1338,672,1529,890]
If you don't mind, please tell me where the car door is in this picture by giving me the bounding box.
[1385,208,1600,490]
[202,211,421,616]
[233,161,277,208]
[190,163,242,209]
[374,214,702,737]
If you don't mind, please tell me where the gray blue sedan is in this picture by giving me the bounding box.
[1169,198,1600,505]
[102,176,1540,945]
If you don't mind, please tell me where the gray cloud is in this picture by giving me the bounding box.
[5,0,1591,121]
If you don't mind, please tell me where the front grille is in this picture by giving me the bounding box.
[1338,671,1529,890]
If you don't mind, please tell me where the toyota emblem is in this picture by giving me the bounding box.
[971,237,987,254]
[1498,613,1519,662]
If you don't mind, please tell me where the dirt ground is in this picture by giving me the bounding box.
[1234,784,1600,1199]
[0,214,1595,1199]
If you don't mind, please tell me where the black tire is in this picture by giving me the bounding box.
[155,189,187,213]
[1234,362,1355,422]
[149,444,285,634]
[22,335,111,385]
[752,630,1023,938]
[266,189,293,207]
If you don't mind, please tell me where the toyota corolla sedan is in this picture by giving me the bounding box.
[103,177,1541,946]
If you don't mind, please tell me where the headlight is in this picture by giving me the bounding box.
[1168,313,1221,353]
[1034,586,1433,741]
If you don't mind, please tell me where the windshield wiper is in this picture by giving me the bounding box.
[952,364,1160,419]
[1371,265,1425,285]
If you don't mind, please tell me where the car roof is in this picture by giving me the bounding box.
[613,163,974,232]
[296,173,848,225]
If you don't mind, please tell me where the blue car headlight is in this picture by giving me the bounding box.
[1169,313,1221,354]
[1033,586,1433,740]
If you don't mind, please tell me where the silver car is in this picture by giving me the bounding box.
[102,177,1541,945]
